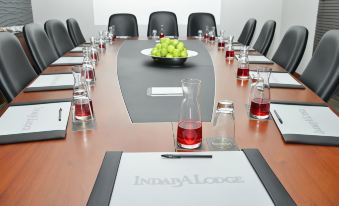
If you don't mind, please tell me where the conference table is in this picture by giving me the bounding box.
[0,37,338,206]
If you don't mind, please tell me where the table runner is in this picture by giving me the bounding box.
[117,40,215,123]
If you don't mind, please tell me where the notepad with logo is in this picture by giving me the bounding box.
[51,56,84,66]
[271,102,339,146]
[0,99,71,144]
[25,74,74,92]
[87,150,295,206]
[236,55,273,64]
[250,72,304,88]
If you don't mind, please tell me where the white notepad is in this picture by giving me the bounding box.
[0,102,71,136]
[236,55,272,63]
[70,47,84,52]
[250,72,302,86]
[270,104,339,136]
[109,152,274,206]
[51,57,84,65]
[147,87,183,96]
[28,74,74,88]
[233,46,255,51]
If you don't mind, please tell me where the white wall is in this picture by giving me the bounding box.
[280,0,319,73]
[32,0,319,73]
[220,0,283,57]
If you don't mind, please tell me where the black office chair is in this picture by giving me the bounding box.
[300,30,339,101]
[187,13,217,36]
[44,19,75,56]
[272,26,308,74]
[238,18,257,46]
[24,23,59,74]
[108,13,139,37]
[252,20,276,56]
[66,18,86,46]
[147,11,179,37]
[0,32,37,102]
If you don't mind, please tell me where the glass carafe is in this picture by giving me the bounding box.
[211,100,236,150]
[177,79,202,149]
[225,35,234,60]
[237,46,250,79]
[159,25,165,38]
[82,47,96,85]
[204,26,209,40]
[249,68,272,119]
[108,25,116,42]
[209,26,216,42]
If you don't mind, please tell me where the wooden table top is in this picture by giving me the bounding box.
[0,38,338,206]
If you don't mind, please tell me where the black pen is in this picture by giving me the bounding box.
[273,110,283,124]
[161,154,213,159]
[59,108,62,121]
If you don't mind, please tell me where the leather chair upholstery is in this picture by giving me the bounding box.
[44,19,75,56]
[253,20,276,56]
[272,26,308,74]
[108,13,139,37]
[238,18,257,46]
[24,23,59,74]
[66,18,86,46]
[0,32,37,102]
[300,30,339,101]
[187,13,217,36]
[147,11,179,37]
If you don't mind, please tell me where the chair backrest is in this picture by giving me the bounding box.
[238,18,257,46]
[147,11,179,37]
[108,13,139,37]
[0,32,37,102]
[44,19,75,56]
[300,30,339,101]
[24,23,59,74]
[272,26,308,74]
[252,20,276,56]
[66,18,86,46]
[187,13,217,36]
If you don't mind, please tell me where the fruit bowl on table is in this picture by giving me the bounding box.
[140,38,198,66]
[141,48,198,65]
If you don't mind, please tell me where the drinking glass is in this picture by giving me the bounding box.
[108,25,116,42]
[204,26,209,39]
[152,29,158,39]
[211,100,236,150]
[197,29,203,38]
[209,26,216,42]
[177,79,202,149]
[159,25,165,38]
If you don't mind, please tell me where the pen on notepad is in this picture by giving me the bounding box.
[161,154,213,159]
[273,110,283,124]
[58,108,62,121]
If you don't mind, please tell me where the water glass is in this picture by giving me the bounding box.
[152,29,157,39]
[197,29,203,38]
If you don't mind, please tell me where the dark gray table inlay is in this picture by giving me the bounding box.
[117,40,215,123]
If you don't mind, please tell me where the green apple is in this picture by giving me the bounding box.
[151,48,158,56]
[154,51,161,57]
[160,48,168,57]
[172,49,180,57]
[167,45,175,53]
[171,39,179,47]
[180,50,188,58]
[166,53,173,58]
[155,43,162,49]
[176,42,184,51]
[161,42,169,49]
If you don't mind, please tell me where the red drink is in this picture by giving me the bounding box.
[91,52,98,61]
[84,69,95,80]
[237,67,249,79]
[226,50,235,59]
[99,42,105,49]
[250,98,270,119]
[159,33,165,38]
[209,36,215,41]
[204,33,209,39]
[218,41,225,49]
[177,121,202,149]
[74,98,93,120]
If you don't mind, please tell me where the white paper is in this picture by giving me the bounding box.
[28,74,74,88]
[51,57,84,65]
[0,102,71,135]
[150,87,183,96]
[237,55,272,63]
[250,72,302,86]
[109,152,274,206]
[271,104,339,136]
[233,46,255,51]
[70,47,84,52]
